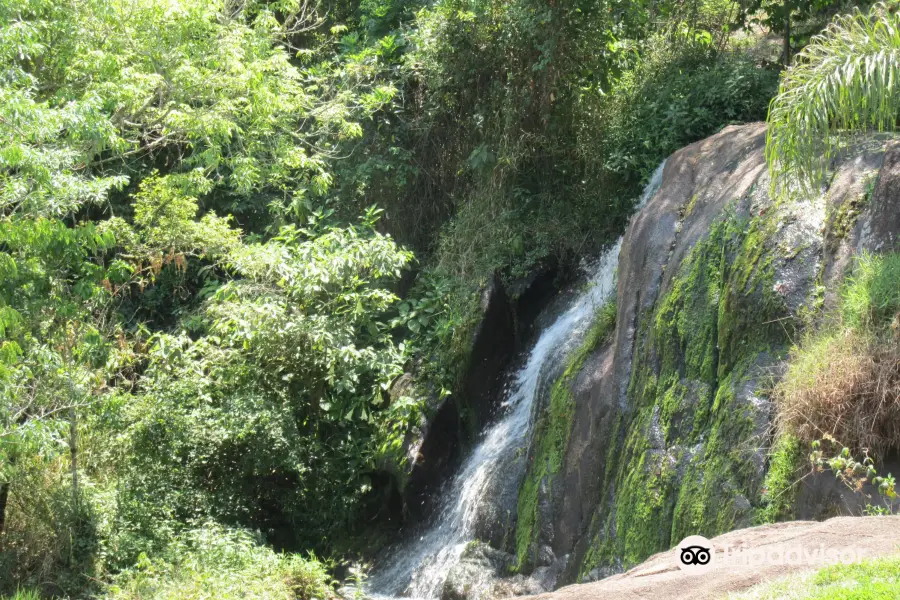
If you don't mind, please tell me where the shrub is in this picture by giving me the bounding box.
[0,435,109,597]
[776,252,900,458]
[595,33,779,187]
[777,329,900,457]
[103,524,335,600]
[111,220,415,555]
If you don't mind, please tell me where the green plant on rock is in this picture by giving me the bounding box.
[828,171,878,246]
[776,253,900,462]
[772,251,900,524]
[808,436,897,515]
[842,252,900,332]
[758,432,804,523]
[767,2,900,196]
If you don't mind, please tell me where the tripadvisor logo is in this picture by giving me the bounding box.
[676,535,716,575]
[675,534,869,576]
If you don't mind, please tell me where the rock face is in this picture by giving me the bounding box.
[525,515,900,600]
[402,265,570,523]
[419,123,900,600]
[510,122,900,589]
[441,542,564,600]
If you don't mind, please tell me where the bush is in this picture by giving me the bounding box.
[0,434,109,597]
[103,524,335,600]
[110,220,415,555]
[777,329,900,457]
[776,253,900,458]
[595,33,779,187]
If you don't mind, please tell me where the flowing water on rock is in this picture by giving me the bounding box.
[367,162,666,599]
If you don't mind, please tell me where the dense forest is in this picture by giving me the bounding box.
[1,0,899,598]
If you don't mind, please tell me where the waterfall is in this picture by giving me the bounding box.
[367,161,666,599]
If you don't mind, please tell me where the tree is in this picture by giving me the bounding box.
[736,0,858,66]
[0,0,404,586]
[766,2,900,195]
[115,212,415,555]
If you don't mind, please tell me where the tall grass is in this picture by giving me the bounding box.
[843,253,900,332]
[2,591,41,600]
[777,329,900,455]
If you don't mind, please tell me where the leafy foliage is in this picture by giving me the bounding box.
[597,32,779,185]
[103,523,335,600]
[0,0,409,593]
[808,437,897,513]
[114,217,412,556]
[767,2,900,195]
[0,0,813,594]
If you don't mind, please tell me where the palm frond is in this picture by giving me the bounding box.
[766,3,900,197]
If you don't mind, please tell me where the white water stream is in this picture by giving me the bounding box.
[367,162,666,599]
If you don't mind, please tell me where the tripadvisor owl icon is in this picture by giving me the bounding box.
[676,535,716,575]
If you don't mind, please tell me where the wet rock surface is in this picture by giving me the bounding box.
[374,124,900,600]
[512,122,899,589]
[441,542,567,600]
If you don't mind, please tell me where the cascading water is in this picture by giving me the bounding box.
[367,161,666,599]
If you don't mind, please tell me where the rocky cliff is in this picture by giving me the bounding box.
[510,122,900,589]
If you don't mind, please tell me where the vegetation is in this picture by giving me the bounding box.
[767,2,900,195]
[776,253,900,451]
[102,524,335,600]
[758,4,900,525]
[763,252,900,521]
[0,0,411,594]
[808,438,897,514]
[598,35,777,185]
[0,0,887,596]
[729,554,900,600]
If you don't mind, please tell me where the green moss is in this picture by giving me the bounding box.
[830,171,877,244]
[616,408,680,566]
[757,432,803,523]
[514,299,617,570]
[683,194,700,219]
[659,381,687,441]
[580,199,793,577]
